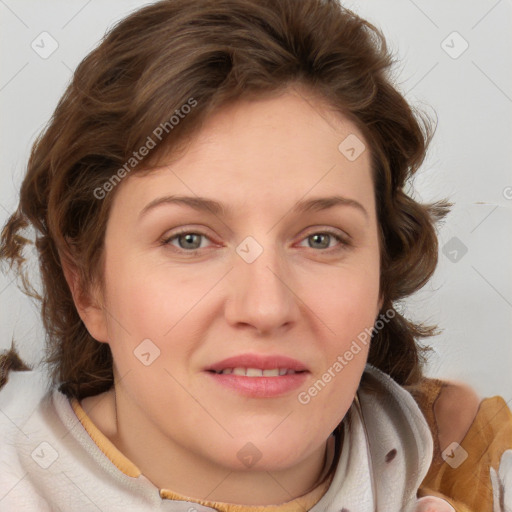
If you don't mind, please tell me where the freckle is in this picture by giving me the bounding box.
[385,448,397,463]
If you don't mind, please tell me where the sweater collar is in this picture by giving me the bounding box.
[308,365,434,512]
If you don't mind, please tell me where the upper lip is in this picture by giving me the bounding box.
[205,353,309,372]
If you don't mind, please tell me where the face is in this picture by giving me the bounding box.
[84,88,382,476]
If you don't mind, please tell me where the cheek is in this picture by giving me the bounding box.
[325,269,379,314]
[99,253,168,368]
[298,253,380,412]
[103,254,202,333]
[101,257,226,379]
[306,249,381,334]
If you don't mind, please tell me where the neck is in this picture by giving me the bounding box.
[81,385,331,506]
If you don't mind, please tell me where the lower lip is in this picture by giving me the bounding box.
[205,371,309,398]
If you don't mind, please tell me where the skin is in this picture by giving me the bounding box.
[414,497,456,512]
[72,86,383,505]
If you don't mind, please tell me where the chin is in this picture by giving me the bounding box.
[215,433,317,472]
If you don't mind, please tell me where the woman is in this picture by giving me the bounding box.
[1,0,511,510]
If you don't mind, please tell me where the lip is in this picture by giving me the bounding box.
[205,353,309,373]
[204,353,309,398]
[206,372,308,398]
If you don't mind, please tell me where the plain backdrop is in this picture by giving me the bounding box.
[1,0,511,402]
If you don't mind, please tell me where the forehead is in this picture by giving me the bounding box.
[112,89,375,220]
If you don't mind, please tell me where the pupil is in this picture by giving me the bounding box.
[311,233,329,249]
[181,233,200,249]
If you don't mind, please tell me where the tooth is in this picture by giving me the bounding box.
[246,368,264,377]
[227,367,295,377]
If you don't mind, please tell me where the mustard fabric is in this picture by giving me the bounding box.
[70,400,142,478]
[159,478,333,512]
[411,380,512,511]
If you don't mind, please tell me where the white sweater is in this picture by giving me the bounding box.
[0,365,435,511]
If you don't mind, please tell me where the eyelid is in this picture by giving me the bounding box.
[299,226,351,241]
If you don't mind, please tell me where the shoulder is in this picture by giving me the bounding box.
[431,379,512,453]
[0,368,52,420]
[433,380,481,451]
[405,377,482,452]
[416,378,512,510]
[0,368,51,429]
[0,369,54,510]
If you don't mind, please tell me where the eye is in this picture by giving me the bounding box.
[161,227,351,255]
[297,229,350,252]
[162,230,214,253]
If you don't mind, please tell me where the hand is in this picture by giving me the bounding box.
[414,496,456,512]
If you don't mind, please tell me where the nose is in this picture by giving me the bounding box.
[224,242,300,335]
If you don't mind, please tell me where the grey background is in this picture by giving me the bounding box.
[1,0,511,401]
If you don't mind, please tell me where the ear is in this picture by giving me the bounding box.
[60,253,110,343]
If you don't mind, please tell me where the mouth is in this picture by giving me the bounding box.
[204,353,309,374]
[207,367,307,376]
[204,353,310,397]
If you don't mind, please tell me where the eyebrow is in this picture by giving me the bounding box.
[138,194,368,220]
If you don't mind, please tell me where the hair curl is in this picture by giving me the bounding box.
[0,0,450,399]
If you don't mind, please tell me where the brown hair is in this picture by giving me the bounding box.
[0,0,449,400]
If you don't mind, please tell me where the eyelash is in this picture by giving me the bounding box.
[161,228,352,256]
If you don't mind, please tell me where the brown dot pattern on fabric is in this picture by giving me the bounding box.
[385,448,397,463]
